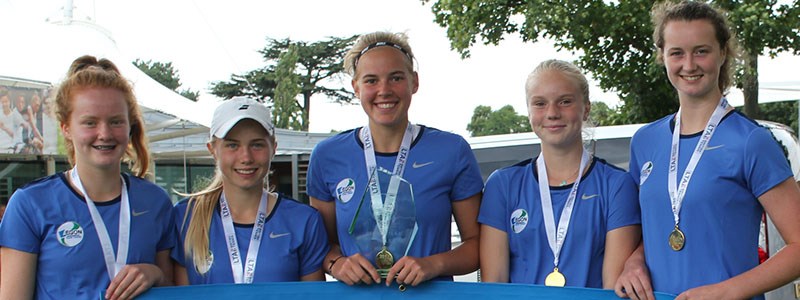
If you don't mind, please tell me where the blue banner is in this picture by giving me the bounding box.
[134,281,676,299]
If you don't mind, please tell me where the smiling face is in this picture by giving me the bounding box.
[527,70,590,150]
[15,96,26,112]
[0,95,10,113]
[30,95,41,113]
[208,119,275,193]
[352,46,418,130]
[61,87,130,173]
[662,19,726,102]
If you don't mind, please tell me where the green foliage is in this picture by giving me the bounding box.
[133,59,199,102]
[134,59,180,90]
[273,45,303,130]
[757,101,798,133]
[467,105,531,137]
[178,89,199,101]
[424,0,800,123]
[209,35,359,131]
[589,101,613,126]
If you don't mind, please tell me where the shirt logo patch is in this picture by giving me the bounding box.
[510,209,528,234]
[56,221,84,247]
[640,161,653,186]
[705,144,724,151]
[336,178,356,203]
[196,251,214,274]
[132,210,149,217]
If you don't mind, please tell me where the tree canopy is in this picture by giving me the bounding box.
[210,35,358,131]
[133,59,199,101]
[467,105,531,137]
[424,0,800,123]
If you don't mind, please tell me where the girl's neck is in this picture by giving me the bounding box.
[367,121,410,153]
[71,164,122,202]
[540,143,588,186]
[678,92,727,134]
[222,187,274,224]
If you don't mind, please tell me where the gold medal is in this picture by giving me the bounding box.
[544,267,566,287]
[376,246,394,270]
[669,225,685,251]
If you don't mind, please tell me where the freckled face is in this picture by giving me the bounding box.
[527,70,589,150]
[662,20,726,102]
[61,88,130,172]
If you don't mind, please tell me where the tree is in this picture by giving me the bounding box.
[757,101,798,133]
[210,35,359,131]
[590,101,624,127]
[424,0,800,123]
[133,59,199,101]
[467,105,531,137]
[273,45,303,129]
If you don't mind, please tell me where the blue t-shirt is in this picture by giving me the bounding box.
[479,157,640,287]
[0,173,175,300]
[629,111,791,298]
[172,194,329,284]
[306,126,483,280]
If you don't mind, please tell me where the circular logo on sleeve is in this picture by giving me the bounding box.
[56,221,84,247]
[510,209,529,234]
[336,178,356,203]
[640,161,653,186]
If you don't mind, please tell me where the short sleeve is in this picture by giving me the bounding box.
[450,138,484,201]
[744,127,793,197]
[0,188,44,253]
[477,170,510,233]
[606,174,641,231]
[299,210,330,276]
[306,145,334,202]
[170,200,190,267]
[155,191,177,252]
[629,132,642,186]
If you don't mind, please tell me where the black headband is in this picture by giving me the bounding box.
[353,41,413,70]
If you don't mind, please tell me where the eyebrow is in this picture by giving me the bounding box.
[223,137,267,143]
[361,70,406,78]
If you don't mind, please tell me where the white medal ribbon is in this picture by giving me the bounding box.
[536,150,589,268]
[70,168,129,280]
[668,98,729,227]
[361,123,414,247]
[219,189,269,284]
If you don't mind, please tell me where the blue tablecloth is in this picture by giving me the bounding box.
[134,281,676,299]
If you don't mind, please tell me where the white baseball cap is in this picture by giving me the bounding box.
[210,96,275,139]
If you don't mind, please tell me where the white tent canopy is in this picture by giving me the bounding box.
[727,81,800,107]
[0,17,331,158]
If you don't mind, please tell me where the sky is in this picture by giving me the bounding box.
[1,0,798,137]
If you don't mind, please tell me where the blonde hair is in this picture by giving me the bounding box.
[525,59,590,106]
[343,31,416,78]
[55,55,150,178]
[180,134,276,274]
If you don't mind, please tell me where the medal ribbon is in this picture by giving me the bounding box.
[70,168,129,281]
[536,150,589,268]
[668,98,729,227]
[219,190,269,284]
[361,123,414,247]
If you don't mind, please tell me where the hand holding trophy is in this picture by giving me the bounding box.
[349,166,416,281]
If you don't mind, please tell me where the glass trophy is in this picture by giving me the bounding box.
[348,167,416,278]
